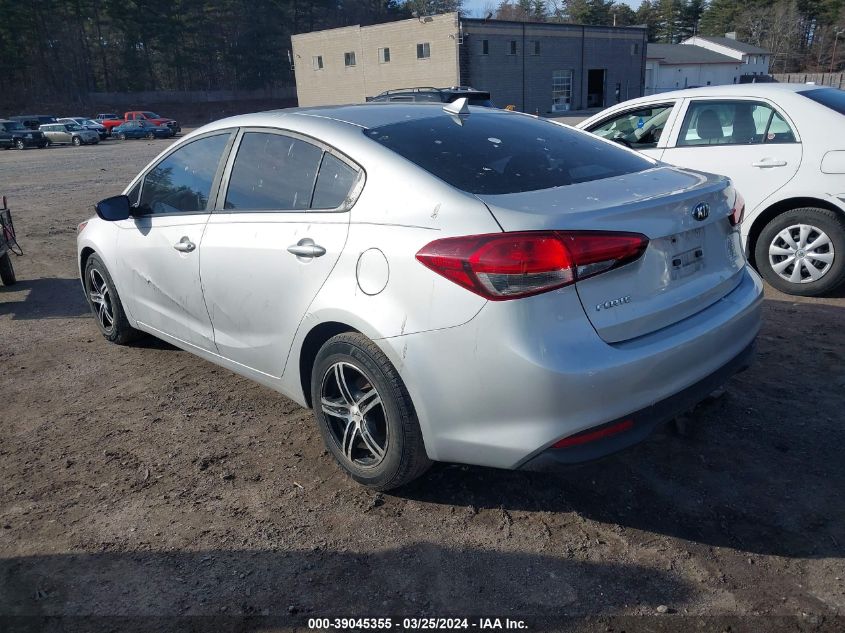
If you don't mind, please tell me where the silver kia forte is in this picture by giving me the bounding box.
[77,103,763,489]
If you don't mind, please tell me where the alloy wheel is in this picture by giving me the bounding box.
[768,223,835,284]
[88,268,115,332]
[320,362,388,468]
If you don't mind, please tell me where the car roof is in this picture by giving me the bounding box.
[623,83,825,104]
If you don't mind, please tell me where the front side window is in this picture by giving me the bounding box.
[364,112,652,195]
[677,100,796,146]
[417,42,430,59]
[139,133,231,214]
[588,104,674,149]
[344,51,356,67]
[379,47,390,63]
[224,132,322,211]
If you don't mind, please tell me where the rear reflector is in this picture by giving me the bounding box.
[552,419,634,449]
[416,231,648,300]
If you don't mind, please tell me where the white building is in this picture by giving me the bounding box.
[681,34,771,76]
[645,43,743,94]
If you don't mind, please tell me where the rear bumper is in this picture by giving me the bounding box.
[520,339,755,470]
[377,266,763,470]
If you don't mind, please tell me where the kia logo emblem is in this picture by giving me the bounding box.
[692,202,710,221]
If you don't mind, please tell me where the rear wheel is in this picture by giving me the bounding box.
[146,131,155,139]
[118,133,127,140]
[311,333,431,490]
[0,252,16,285]
[15,139,25,150]
[754,207,845,296]
[83,254,141,344]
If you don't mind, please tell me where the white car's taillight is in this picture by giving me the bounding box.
[416,231,649,301]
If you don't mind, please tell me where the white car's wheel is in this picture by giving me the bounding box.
[755,207,845,296]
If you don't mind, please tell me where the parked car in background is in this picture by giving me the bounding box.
[124,111,181,134]
[96,111,181,136]
[578,83,845,296]
[10,115,57,130]
[368,86,494,107]
[0,119,48,149]
[77,104,762,490]
[111,120,174,140]
[58,117,108,140]
[40,123,100,146]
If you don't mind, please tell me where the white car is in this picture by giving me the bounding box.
[578,84,845,296]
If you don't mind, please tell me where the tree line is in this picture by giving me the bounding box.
[1,0,842,107]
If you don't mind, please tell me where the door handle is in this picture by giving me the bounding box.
[752,159,787,168]
[287,238,326,259]
[173,236,196,253]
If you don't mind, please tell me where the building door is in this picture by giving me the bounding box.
[587,69,606,108]
[551,70,572,112]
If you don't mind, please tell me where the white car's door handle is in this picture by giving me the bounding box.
[752,159,788,168]
[173,236,196,253]
[287,238,326,258]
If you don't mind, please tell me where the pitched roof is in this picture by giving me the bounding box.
[691,36,770,55]
[647,44,739,65]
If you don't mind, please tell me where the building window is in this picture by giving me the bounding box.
[552,69,573,112]
[344,51,356,67]
[481,39,489,55]
[417,42,430,59]
[631,43,639,55]
[530,40,540,55]
[509,40,517,55]
[312,55,323,70]
[378,47,390,63]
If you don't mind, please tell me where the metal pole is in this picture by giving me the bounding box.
[830,30,843,74]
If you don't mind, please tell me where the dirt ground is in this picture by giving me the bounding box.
[1,136,844,632]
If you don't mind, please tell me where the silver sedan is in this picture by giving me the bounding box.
[77,103,763,489]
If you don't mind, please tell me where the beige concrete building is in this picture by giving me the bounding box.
[292,13,461,107]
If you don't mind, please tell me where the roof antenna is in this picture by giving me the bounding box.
[443,97,470,117]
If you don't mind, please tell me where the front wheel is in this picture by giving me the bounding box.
[311,333,431,490]
[118,133,127,140]
[754,207,845,296]
[15,139,25,150]
[146,131,155,139]
[83,254,141,344]
[72,136,82,146]
[0,252,16,285]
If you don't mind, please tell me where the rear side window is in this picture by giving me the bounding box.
[364,112,652,195]
[677,100,796,146]
[799,88,845,115]
[224,132,322,210]
[312,154,358,209]
[139,133,231,214]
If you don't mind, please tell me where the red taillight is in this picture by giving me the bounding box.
[416,231,648,300]
[552,419,634,449]
[730,190,745,226]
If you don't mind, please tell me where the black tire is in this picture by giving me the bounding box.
[146,131,155,139]
[72,136,82,146]
[0,252,16,286]
[311,332,431,490]
[15,139,25,150]
[754,207,845,296]
[83,254,141,344]
[118,133,127,140]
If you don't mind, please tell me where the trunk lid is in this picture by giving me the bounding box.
[477,166,746,343]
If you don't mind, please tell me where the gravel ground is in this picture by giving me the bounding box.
[1,137,845,631]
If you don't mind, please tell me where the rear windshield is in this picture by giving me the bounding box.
[799,88,845,115]
[363,112,652,194]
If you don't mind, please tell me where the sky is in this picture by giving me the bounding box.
[461,0,643,17]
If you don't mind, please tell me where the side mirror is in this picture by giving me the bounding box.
[95,195,131,221]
